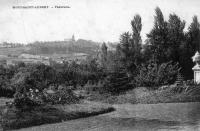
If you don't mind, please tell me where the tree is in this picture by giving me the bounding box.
[187,16,200,52]
[180,16,200,79]
[167,13,186,62]
[0,66,15,97]
[118,14,143,75]
[103,67,132,94]
[131,14,142,66]
[100,42,108,68]
[11,64,57,96]
[119,32,135,74]
[147,7,168,64]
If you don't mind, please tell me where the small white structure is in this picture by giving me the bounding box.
[192,51,200,84]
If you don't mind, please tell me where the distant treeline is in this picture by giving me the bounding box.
[26,39,100,55]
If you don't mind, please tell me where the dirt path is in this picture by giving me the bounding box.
[16,102,200,131]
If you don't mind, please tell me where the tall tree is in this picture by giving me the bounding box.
[167,13,186,62]
[180,16,200,79]
[131,14,142,65]
[187,16,200,52]
[100,42,108,68]
[119,32,133,73]
[147,7,168,64]
[118,14,143,75]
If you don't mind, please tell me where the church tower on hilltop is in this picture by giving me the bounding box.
[64,34,76,43]
[72,34,75,42]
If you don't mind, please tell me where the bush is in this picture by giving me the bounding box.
[13,94,42,111]
[103,68,133,94]
[42,89,79,104]
[0,88,14,98]
[135,61,180,88]
[183,84,200,95]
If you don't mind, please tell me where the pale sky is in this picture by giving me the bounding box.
[0,0,200,44]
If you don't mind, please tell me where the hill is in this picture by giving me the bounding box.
[26,39,101,55]
[0,39,101,57]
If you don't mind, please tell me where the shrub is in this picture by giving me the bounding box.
[103,68,133,94]
[13,93,42,111]
[0,88,14,98]
[183,84,200,95]
[135,61,180,88]
[42,89,79,104]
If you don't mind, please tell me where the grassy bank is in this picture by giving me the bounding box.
[1,101,115,130]
[87,86,200,104]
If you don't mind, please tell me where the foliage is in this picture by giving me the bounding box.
[135,61,180,87]
[42,88,79,105]
[117,14,143,75]
[13,94,42,110]
[146,7,169,64]
[145,7,199,80]
[179,16,200,79]
[0,65,16,97]
[11,64,57,94]
[167,13,185,62]
[103,67,133,94]
[100,42,108,69]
